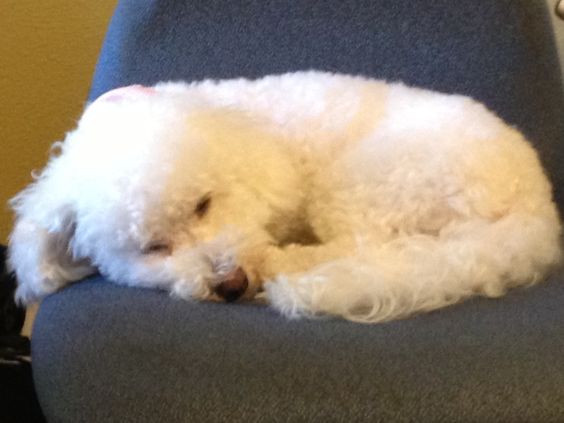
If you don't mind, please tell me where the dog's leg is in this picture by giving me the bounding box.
[264,212,561,322]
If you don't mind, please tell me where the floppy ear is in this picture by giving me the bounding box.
[8,192,94,305]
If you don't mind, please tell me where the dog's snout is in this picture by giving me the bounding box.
[214,267,248,302]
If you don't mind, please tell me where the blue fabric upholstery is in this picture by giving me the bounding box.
[34,275,564,422]
[33,1,564,421]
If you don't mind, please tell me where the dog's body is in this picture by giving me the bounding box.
[8,71,562,322]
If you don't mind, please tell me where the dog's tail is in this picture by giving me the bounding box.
[267,211,562,323]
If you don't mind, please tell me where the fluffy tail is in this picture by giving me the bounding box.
[266,212,562,323]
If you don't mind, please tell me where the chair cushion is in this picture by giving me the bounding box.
[33,275,564,422]
[31,1,564,421]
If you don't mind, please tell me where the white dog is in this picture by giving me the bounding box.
[8,71,562,323]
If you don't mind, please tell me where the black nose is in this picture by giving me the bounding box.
[214,267,248,302]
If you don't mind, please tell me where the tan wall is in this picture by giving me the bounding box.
[0,1,117,243]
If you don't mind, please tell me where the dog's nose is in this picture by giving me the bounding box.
[214,267,248,302]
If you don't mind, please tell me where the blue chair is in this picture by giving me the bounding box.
[33,1,564,421]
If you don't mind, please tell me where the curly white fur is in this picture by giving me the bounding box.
[8,71,562,323]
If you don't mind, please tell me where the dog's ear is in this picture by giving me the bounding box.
[8,202,94,305]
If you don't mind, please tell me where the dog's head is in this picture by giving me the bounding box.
[10,84,301,303]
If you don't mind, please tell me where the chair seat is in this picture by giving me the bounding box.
[32,274,564,422]
[31,1,564,421]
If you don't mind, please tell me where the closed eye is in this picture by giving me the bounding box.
[195,193,212,218]
[142,241,172,255]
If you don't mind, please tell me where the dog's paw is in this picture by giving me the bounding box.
[264,275,316,319]
[170,275,212,301]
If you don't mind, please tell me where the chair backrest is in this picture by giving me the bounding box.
[90,0,564,206]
